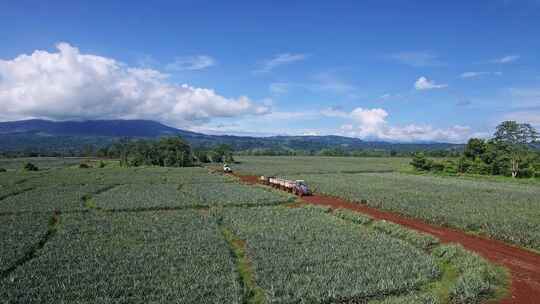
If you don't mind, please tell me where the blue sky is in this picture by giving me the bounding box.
[1,0,539,142]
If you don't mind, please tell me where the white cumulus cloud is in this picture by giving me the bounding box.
[0,43,269,127]
[414,76,448,90]
[323,107,472,143]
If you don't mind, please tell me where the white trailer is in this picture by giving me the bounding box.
[259,176,311,196]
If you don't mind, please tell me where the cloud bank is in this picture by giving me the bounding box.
[0,43,269,127]
[322,107,472,143]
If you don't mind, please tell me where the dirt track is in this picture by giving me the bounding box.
[237,174,540,304]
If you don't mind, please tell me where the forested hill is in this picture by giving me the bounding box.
[0,119,462,154]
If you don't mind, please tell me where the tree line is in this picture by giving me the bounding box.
[236,147,461,157]
[95,137,234,167]
[411,121,540,178]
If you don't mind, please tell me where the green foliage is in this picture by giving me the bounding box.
[493,121,539,146]
[0,157,87,170]
[0,185,109,214]
[0,213,51,273]
[111,136,194,168]
[0,168,6,173]
[372,220,440,251]
[464,138,487,160]
[0,160,508,303]
[432,245,507,303]
[221,228,266,304]
[294,172,540,251]
[317,147,347,156]
[334,208,373,225]
[220,206,440,302]
[1,211,241,303]
[413,121,540,178]
[192,144,235,164]
[93,182,292,210]
[411,153,433,171]
[233,156,409,176]
[23,162,39,171]
[78,162,91,169]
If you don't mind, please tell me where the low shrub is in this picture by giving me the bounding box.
[79,163,91,169]
[334,208,373,225]
[0,168,6,173]
[23,162,39,171]
[303,204,332,213]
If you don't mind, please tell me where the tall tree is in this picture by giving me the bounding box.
[463,138,487,160]
[492,121,539,177]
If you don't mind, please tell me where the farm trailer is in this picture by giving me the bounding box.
[259,176,312,196]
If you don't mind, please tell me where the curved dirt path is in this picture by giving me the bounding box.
[236,174,540,304]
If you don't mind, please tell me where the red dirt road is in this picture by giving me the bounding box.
[237,174,540,304]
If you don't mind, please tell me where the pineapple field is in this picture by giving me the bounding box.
[0,157,516,303]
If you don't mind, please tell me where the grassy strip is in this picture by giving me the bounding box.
[432,245,509,303]
[0,211,60,280]
[221,228,266,304]
[321,206,509,304]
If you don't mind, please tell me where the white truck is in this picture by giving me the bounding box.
[223,163,232,173]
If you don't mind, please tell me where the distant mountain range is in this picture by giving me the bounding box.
[0,119,463,154]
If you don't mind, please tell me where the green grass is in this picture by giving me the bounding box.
[222,228,266,304]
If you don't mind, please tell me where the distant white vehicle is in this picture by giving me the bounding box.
[223,163,232,173]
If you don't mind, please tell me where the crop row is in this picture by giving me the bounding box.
[292,172,540,251]
[1,210,242,303]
